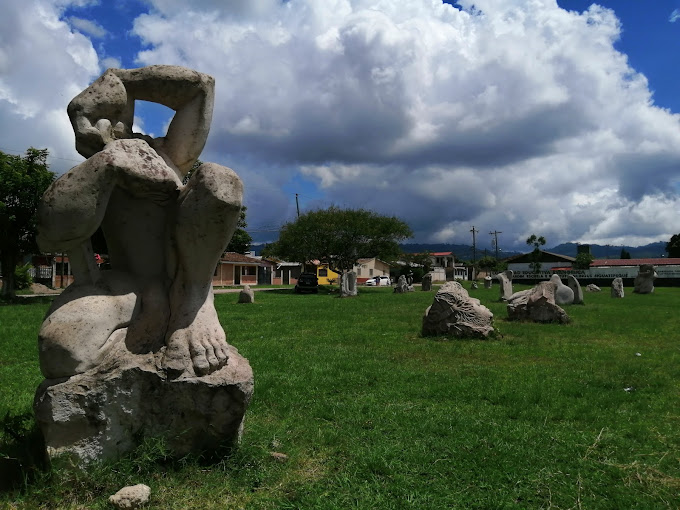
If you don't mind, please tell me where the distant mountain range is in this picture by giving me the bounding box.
[251,241,669,261]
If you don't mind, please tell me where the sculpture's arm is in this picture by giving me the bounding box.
[110,66,215,176]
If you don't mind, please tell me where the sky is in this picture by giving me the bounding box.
[2,0,680,252]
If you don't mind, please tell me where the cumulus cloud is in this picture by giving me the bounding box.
[2,0,680,248]
[68,16,107,38]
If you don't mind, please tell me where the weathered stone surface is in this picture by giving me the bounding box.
[586,284,601,292]
[496,270,514,300]
[422,282,495,338]
[611,278,625,298]
[507,281,570,323]
[238,285,255,303]
[567,275,584,304]
[340,271,358,297]
[550,274,574,305]
[33,65,252,467]
[422,273,433,291]
[394,275,413,294]
[34,343,253,465]
[109,484,151,509]
[633,264,656,294]
[484,276,492,289]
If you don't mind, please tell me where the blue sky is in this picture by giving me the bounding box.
[2,0,680,250]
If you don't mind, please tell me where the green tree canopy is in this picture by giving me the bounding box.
[526,234,546,273]
[0,148,55,298]
[620,248,631,259]
[225,206,252,254]
[666,234,680,258]
[573,252,594,269]
[269,206,412,273]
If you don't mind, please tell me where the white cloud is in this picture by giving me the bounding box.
[2,0,680,248]
[68,16,107,38]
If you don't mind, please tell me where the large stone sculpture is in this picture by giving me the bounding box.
[495,270,514,300]
[633,264,656,294]
[393,274,413,293]
[422,281,496,338]
[421,273,433,291]
[550,274,574,305]
[33,66,253,465]
[506,280,570,323]
[340,271,358,297]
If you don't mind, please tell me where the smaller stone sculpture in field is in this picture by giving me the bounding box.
[611,278,625,298]
[238,285,255,303]
[484,276,492,289]
[422,281,496,338]
[496,270,514,300]
[422,273,433,291]
[550,274,574,305]
[506,280,570,323]
[567,275,584,304]
[633,264,656,294]
[586,284,601,292]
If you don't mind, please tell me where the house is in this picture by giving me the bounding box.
[270,260,303,285]
[213,252,274,286]
[29,254,75,288]
[353,257,391,284]
[315,263,340,285]
[429,252,455,269]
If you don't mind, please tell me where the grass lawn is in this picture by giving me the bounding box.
[0,284,678,509]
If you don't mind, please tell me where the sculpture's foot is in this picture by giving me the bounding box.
[163,309,229,378]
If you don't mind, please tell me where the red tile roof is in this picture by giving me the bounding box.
[220,252,268,265]
[431,252,453,257]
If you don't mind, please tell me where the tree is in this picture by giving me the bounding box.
[526,234,546,274]
[573,252,594,270]
[269,206,412,274]
[619,248,631,259]
[0,149,55,298]
[225,206,252,254]
[666,234,680,258]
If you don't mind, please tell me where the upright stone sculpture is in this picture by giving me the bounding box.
[495,270,514,300]
[33,66,253,465]
[421,273,433,291]
[484,276,492,289]
[422,282,496,338]
[238,285,255,303]
[550,274,574,305]
[633,264,657,294]
[394,274,411,294]
[340,271,358,297]
[586,284,601,292]
[611,278,625,298]
[567,275,584,304]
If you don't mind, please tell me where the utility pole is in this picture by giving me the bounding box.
[470,226,479,280]
[489,230,502,260]
[295,193,300,218]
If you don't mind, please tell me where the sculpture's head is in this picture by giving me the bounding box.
[68,69,134,158]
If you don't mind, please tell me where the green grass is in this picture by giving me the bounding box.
[1,285,679,508]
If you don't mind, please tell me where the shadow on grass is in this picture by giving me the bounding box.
[0,412,47,494]
[0,296,54,306]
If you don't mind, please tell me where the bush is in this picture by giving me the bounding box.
[13,263,33,290]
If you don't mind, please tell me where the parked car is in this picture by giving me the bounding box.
[294,272,319,293]
[365,275,391,286]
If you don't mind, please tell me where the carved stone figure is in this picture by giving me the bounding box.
[422,281,496,338]
[586,284,601,292]
[33,66,253,465]
[340,271,358,297]
[421,273,433,291]
[238,285,255,303]
[550,274,574,305]
[611,278,625,298]
[633,264,656,294]
[471,281,479,289]
[394,274,412,293]
[484,276,492,289]
[567,275,584,304]
[507,281,570,323]
[495,270,514,300]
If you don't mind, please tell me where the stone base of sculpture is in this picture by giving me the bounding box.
[34,342,253,467]
[422,282,496,338]
[507,281,570,323]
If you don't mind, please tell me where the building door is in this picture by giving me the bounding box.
[258,266,270,285]
[283,269,290,285]
[234,265,241,285]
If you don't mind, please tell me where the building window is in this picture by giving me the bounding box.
[369,269,374,276]
[319,268,328,277]
[357,268,362,276]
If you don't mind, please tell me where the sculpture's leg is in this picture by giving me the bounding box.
[163,163,243,378]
